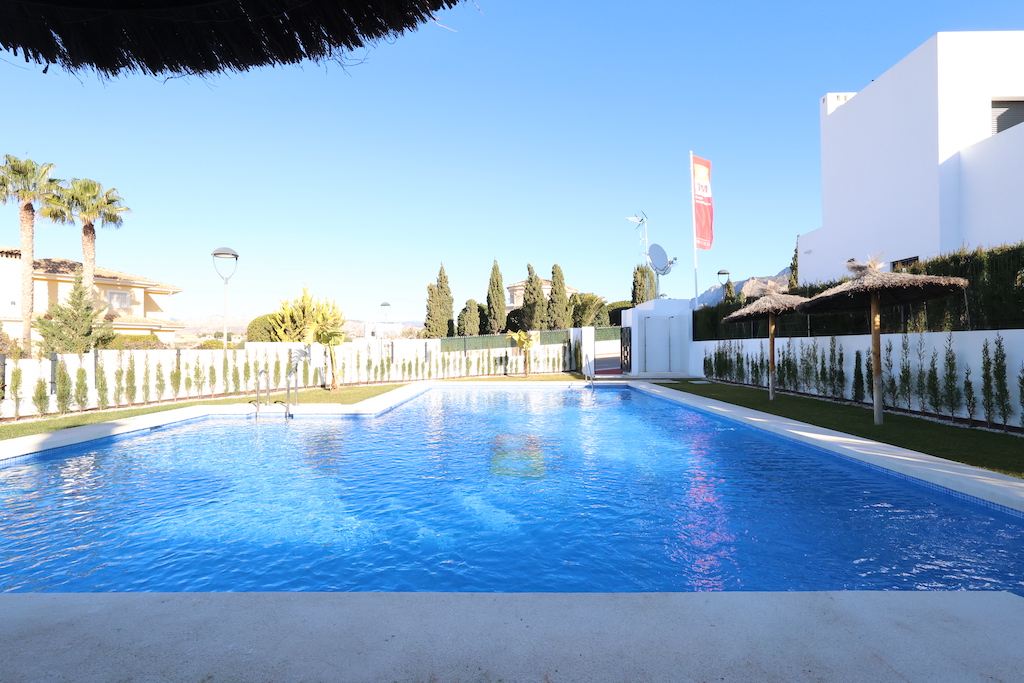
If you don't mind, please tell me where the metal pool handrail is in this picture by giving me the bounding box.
[284,361,298,418]
[255,368,269,418]
[583,353,595,389]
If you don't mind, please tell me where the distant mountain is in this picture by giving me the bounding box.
[177,316,251,334]
[697,268,791,307]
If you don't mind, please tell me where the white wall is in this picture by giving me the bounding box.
[802,31,1024,284]
[957,117,1024,251]
[621,299,694,377]
[694,329,1024,426]
[807,35,941,284]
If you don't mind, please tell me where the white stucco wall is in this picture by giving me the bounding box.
[621,299,694,377]
[693,329,1024,425]
[958,115,1024,251]
[802,31,1024,284]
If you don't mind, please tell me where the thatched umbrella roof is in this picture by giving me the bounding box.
[719,282,807,401]
[721,284,808,324]
[797,260,968,314]
[0,0,459,77]
[796,259,969,425]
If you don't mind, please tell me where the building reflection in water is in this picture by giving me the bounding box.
[665,431,737,590]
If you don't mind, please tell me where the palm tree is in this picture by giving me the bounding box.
[0,156,63,353]
[303,304,347,391]
[48,178,129,297]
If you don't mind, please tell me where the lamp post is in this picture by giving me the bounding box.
[717,269,730,286]
[211,247,239,369]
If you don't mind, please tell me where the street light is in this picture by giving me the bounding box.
[717,269,730,286]
[212,247,239,367]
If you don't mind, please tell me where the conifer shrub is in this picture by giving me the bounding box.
[915,335,927,412]
[209,365,217,395]
[898,334,912,409]
[194,363,205,398]
[883,340,897,407]
[125,354,137,405]
[55,360,72,415]
[10,364,22,419]
[74,367,89,412]
[941,332,962,418]
[853,350,865,403]
[233,366,240,394]
[964,364,977,422]
[155,362,166,402]
[170,363,181,400]
[32,377,50,416]
[96,361,109,409]
[994,334,1011,429]
[927,350,941,415]
[1018,362,1024,428]
[981,339,996,427]
[114,365,124,407]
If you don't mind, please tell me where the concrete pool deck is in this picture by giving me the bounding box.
[2,590,1023,682]
[2,381,1023,681]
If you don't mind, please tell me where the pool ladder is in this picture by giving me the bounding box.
[583,353,595,389]
[254,354,303,420]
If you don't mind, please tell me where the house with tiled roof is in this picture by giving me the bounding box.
[0,246,183,343]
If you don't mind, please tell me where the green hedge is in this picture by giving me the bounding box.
[440,334,516,353]
[696,240,1024,341]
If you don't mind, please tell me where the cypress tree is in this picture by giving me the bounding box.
[55,360,72,414]
[941,332,962,418]
[723,278,736,305]
[485,260,507,334]
[547,264,570,330]
[853,350,865,403]
[423,283,445,338]
[981,339,994,427]
[788,241,799,291]
[521,264,548,331]
[631,265,655,306]
[994,333,1010,428]
[964,364,976,423]
[457,299,480,336]
[437,264,455,337]
[74,366,89,412]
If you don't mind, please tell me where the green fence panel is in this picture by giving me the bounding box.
[538,330,570,345]
[440,335,517,353]
[594,327,620,342]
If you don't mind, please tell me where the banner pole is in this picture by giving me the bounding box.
[690,150,699,309]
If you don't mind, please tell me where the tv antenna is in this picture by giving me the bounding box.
[626,212,649,263]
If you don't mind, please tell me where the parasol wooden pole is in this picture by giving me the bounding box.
[768,311,776,401]
[870,291,883,425]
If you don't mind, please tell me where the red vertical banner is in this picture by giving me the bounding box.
[692,155,713,250]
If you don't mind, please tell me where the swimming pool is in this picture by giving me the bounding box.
[1,385,1022,593]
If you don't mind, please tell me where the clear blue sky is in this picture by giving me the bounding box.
[3,0,1024,325]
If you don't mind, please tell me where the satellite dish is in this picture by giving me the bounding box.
[648,243,672,274]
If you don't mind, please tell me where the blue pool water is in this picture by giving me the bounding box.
[1,386,1022,593]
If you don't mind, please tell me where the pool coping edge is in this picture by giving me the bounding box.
[629,381,1024,514]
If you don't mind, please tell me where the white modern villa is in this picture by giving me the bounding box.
[799,31,1024,283]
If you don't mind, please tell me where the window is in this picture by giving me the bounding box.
[991,101,1024,134]
[107,290,131,309]
[890,256,919,272]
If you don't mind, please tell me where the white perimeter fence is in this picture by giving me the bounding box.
[694,329,1024,429]
[0,329,598,419]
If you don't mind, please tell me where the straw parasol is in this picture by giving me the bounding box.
[797,259,968,425]
[0,0,459,78]
[721,282,808,400]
